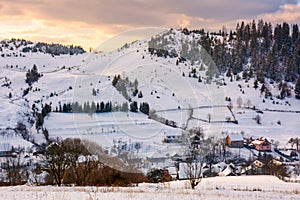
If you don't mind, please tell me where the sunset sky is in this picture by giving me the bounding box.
[0,0,300,50]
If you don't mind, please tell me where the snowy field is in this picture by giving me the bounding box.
[1,176,300,200]
[44,107,300,151]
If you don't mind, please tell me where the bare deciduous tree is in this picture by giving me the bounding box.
[288,138,300,151]
[182,127,207,189]
[6,153,27,186]
[183,105,194,130]
[237,97,243,108]
[207,113,211,123]
[42,141,71,186]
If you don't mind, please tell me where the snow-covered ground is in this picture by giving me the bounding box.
[1,32,300,175]
[0,176,299,200]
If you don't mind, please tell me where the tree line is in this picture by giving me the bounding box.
[148,20,300,89]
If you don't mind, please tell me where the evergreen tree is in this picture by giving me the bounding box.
[292,24,299,44]
[295,76,300,99]
[253,79,258,90]
[25,64,41,85]
[35,113,44,130]
[198,76,202,82]
[91,101,96,113]
[92,88,97,96]
[130,101,138,112]
[138,91,143,98]
[140,102,150,115]
[100,101,105,112]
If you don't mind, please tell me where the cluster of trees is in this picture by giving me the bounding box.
[112,75,150,114]
[247,152,288,178]
[128,101,150,115]
[54,101,150,115]
[148,29,201,65]
[207,20,300,84]
[148,110,177,128]
[149,21,300,89]
[54,101,157,114]
[2,138,147,187]
[42,138,147,186]
[35,103,52,130]
[112,75,142,101]
[25,64,42,86]
[55,101,115,113]
[22,42,85,55]
[148,29,178,58]
[139,102,150,115]
[0,38,33,49]
[4,152,28,186]
[0,39,32,58]
[146,169,172,183]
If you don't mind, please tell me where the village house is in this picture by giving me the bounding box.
[251,137,272,151]
[163,132,182,143]
[0,143,13,157]
[226,133,244,148]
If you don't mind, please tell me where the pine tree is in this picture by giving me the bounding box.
[253,79,258,90]
[198,76,202,82]
[26,64,41,85]
[292,24,299,44]
[226,68,232,77]
[140,102,150,115]
[295,76,300,99]
[92,88,96,96]
[130,101,138,112]
[138,91,143,98]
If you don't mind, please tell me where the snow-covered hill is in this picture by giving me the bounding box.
[0,31,300,171]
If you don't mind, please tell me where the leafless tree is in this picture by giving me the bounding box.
[63,138,99,186]
[288,138,300,151]
[237,97,243,108]
[246,99,252,108]
[182,127,207,189]
[6,154,27,186]
[42,141,71,186]
[207,113,211,123]
[183,105,194,130]
[254,114,261,124]
[42,138,103,186]
[228,101,233,110]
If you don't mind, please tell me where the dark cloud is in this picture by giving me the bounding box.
[283,0,298,4]
[0,0,299,27]
[38,0,287,24]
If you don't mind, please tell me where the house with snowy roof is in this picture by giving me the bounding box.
[0,143,12,157]
[226,133,244,148]
[163,132,182,143]
[251,137,271,151]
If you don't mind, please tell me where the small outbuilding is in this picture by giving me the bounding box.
[226,133,244,148]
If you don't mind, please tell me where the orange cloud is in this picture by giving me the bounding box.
[0,0,299,50]
[259,3,300,23]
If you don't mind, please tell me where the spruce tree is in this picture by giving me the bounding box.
[295,76,300,99]
[253,79,258,90]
